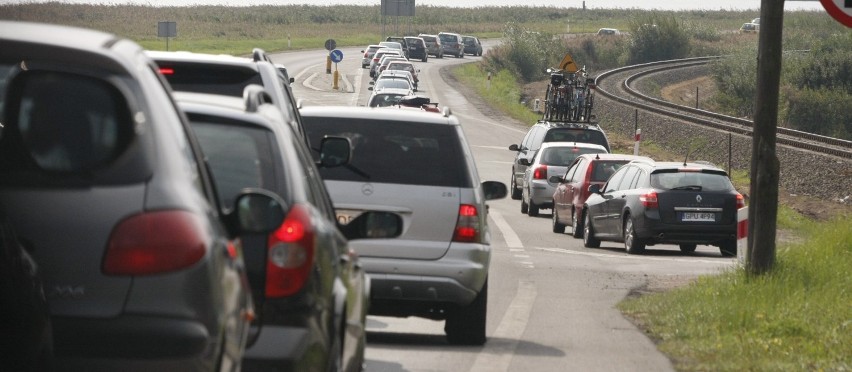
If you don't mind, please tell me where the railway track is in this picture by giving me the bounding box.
[593,57,852,160]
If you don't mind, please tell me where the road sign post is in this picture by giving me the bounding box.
[157,21,176,51]
[329,49,343,90]
[324,39,336,74]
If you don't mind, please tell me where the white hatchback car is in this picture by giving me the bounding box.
[521,142,608,216]
[300,106,507,345]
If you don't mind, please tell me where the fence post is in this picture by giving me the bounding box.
[737,207,749,266]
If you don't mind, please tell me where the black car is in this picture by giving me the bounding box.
[582,160,744,256]
[462,35,482,56]
[385,36,409,58]
[403,36,428,62]
[509,120,610,200]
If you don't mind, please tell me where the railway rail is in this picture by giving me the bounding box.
[594,57,852,160]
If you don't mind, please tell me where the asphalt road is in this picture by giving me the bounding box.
[269,44,737,372]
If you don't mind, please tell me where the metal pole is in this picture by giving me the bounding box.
[696,86,699,109]
[728,132,732,176]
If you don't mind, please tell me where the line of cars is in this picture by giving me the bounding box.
[0,21,405,371]
[509,119,744,257]
[1,20,506,371]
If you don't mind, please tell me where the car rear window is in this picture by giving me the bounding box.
[651,170,734,192]
[303,117,470,187]
[540,147,605,166]
[439,34,457,43]
[543,128,609,151]
[590,161,630,182]
[157,62,262,97]
[191,120,277,209]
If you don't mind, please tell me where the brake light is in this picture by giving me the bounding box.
[103,210,207,276]
[736,193,745,209]
[452,204,480,243]
[159,67,174,75]
[266,204,315,298]
[533,165,548,180]
[640,191,659,208]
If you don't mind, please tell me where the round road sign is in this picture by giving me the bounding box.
[330,49,344,63]
[324,39,337,51]
[821,0,852,28]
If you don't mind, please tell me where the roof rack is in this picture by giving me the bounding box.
[242,84,273,113]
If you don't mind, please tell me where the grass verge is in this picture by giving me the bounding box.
[452,63,540,125]
[619,216,852,371]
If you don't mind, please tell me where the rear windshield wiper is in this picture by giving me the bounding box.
[670,185,702,191]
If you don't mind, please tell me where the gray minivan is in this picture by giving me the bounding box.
[438,32,465,58]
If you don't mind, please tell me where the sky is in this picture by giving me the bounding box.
[1,0,827,11]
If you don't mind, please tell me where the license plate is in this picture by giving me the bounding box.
[682,212,716,222]
[335,209,363,225]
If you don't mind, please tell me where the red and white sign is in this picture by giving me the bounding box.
[821,0,852,28]
[737,207,749,265]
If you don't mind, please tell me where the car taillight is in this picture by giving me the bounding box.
[103,210,207,276]
[533,165,548,180]
[640,191,659,209]
[266,204,315,298]
[159,67,174,75]
[736,193,745,209]
[452,204,480,243]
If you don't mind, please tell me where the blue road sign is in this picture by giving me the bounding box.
[330,49,344,63]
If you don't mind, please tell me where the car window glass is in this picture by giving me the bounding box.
[520,127,536,149]
[530,127,546,150]
[158,62,263,97]
[602,166,629,193]
[541,146,605,167]
[651,171,734,191]
[617,166,640,191]
[303,117,470,188]
[191,122,276,210]
[13,71,133,173]
[564,161,579,182]
[591,161,628,182]
[543,128,609,150]
[630,169,646,189]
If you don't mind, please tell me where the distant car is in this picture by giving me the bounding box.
[551,153,652,237]
[509,120,612,200]
[361,44,384,68]
[520,142,608,217]
[418,33,444,58]
[369,49,404,78]
[404,36,428,62]
[751,17,760,24]
[582,160,744,256]
[369,77,414,96]
[0,20,286,370]
[462,35,483,56]
[380,40,406,57]
[597,28,621,36]
[300,106,508,345]
[385,60,420,89]
[438,32,465,58]
[367,91,407,107]
[373,69,417,93]
[374,55,408,80]
[176,86,402,372]
[740,22,759,33]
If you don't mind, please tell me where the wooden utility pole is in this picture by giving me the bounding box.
[746,0,783,275]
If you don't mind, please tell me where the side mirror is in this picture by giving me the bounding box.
[482,180,508,200]
[338,211,403,240]
[508,144,520,151]
[588,184,602,194]
[368,87,374,91]
[519,158,531,166]
[549,175,562,184]
[230,189,286,235]
[319,136,351,168]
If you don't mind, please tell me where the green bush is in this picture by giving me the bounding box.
[627,14,690,64]
[783,87,852,140]
[710,47,758,118]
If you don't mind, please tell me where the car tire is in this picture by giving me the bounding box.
[719,240,737,257]
[422,56,428,62]
[583,211,600,248]
[679,244,697,253]
[445,279,487,345]
[552,205,566,233]
[623,217,645,254]
[527,198,539,217]
[510,174,522,200]
[571,207,584,238]
[520,196,529,214]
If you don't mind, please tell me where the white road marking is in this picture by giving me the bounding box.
[536,247,736,265]
[470,280,537,372]
[489,209,524,249]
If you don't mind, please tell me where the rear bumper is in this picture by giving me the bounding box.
[243,325,319,372]
[360,242,490,311]
[52,315,218,370]
[636,219,736,245]
[529,180,556,207]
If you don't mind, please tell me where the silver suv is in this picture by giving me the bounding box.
[300,106,507,345]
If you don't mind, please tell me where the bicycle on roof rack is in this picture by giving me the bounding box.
[541,66,596,123]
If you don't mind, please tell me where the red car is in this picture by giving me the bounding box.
[551,154,651,237]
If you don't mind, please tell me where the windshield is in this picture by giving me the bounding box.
[651,170,734,191]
